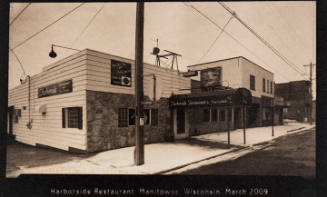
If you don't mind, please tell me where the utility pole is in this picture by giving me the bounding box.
[134,2,145,165]
[304,62,315,125]
[243,104,246,144]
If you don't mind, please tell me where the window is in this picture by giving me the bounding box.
[267,80,270,93]
[250,75,255,90]
[262,78,266,92]
[211,109,217,122]
[129,108,136,125]
[62,107,82,129]
[144,109,150,125]
[270,81,273,94]
[118,108,128,127]
[203,109,210,122]
[220,110,226,121]
[151,109,158,126]
[227,109,232,121]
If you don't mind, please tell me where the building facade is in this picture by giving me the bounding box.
[8,49,191,152]
[169,56,282,138]
[275,80,312,122]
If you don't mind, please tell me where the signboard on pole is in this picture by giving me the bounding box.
[111,59,132,87]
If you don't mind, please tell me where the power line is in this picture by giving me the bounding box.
[182,3,291,81]
[9,3,31,26]
[217,2,305,77]
[71,3,105,47]
[12,3,85,50]
[198,16,233,63]
[10,49,26,76]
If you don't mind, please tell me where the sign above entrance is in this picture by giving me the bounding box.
[38,80,72,98]
[169,88,252,107]
[200,67,222,87]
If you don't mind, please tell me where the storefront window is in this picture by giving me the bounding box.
[211,109,217,122]
[144,109,150,125]
[203,109,210,122]
[151,109,158,126]
[220,110,226,121]
[118,108,128,127]
[129,109,136,125]
[227,109,232,121]
[62,107,82,129]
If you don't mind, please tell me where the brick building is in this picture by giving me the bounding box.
[275,80,312,122]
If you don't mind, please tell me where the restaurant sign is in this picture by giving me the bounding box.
[170,96,232,107]
[111,59,132,87]
[38,80,72,98]
[200,67,222,87]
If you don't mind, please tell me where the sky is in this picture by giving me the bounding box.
[8,2,316,98]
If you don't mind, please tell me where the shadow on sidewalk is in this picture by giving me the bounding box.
[174,138,245,150]
[6,142,96,175]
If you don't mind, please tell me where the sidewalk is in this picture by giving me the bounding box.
[10,121,314,177]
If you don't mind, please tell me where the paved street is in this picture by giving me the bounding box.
[178,128,315,178]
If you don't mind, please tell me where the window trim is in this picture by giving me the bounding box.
[62,107,83,129]
[118,108,128,127]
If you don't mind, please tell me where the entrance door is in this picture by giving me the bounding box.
[177,107,185,134]
[234,108,241,129]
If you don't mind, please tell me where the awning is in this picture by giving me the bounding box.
[169,88,252,107]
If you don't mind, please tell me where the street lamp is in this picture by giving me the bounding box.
[49,44,81,58]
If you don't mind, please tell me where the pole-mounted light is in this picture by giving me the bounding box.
[49,44,81,58]
[49,44,57,58]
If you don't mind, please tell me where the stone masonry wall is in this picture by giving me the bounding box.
[86,90,171,152]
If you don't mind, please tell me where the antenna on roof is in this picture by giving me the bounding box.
[151,38,168,66]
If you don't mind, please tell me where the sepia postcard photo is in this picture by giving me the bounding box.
[0,1,319,196]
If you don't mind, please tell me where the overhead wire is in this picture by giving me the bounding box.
[12,3,85,50]
[198,16,233,63]
[71,3,105,47]
[9,3,31,26]
[182,2,291,81]
[217,2,305,78]
[10,49,26,77]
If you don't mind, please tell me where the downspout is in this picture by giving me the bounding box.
[27,75,32,129]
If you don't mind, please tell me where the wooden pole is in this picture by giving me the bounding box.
[227,108,230,148]
[134,2,145,165]
[243,105,246,144]
[272,106,274,137]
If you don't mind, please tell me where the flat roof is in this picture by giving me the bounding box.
[187,56,274,75]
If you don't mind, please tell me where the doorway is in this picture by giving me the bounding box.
[234,107,241,129]
[177,107,185,134]
[173,107,189,139]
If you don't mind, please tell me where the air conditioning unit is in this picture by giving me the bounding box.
[121,76,131,86]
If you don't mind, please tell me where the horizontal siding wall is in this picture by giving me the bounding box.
[85,49,191,98]
[8,50,88,151]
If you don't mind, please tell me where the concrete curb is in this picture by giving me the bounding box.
[157,125,314,174]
